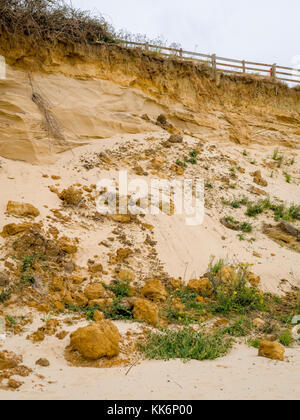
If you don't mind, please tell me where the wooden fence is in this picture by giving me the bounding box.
[116,40,300,85]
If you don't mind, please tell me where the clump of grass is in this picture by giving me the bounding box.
[139,328,232,361]
[207,262,266,315]
[175,159,187,169]
[5,315,17,328]
[248,338,260,348]
[0,289,11,303]
[104,298,133,321]
[279,329,293,347]
[240,222,253,233]
[284,172,291,184]
[246,199,300,222]
[222,318,252,337]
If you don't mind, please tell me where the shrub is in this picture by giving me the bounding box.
[0,0,116,46]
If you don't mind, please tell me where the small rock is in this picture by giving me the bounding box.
[93,310,105,322]
[8,379,23,389]
[84,283,105,300]
[142,279,168,302]
[36,358,50,367]
[168,134,183,144]
[133,299,159,326]
[6,201,40,218]
[0,273,9,287]
[70,321,120,360]
[252,170,268,188]
[253,318,266,330]
[258,341,285,361]
[188,278,213,297]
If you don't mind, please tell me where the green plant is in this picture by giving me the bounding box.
[5,315,17,327]
[0,289,11,303]
[176,159,187,169]
[109,279,131,298]
[284,172,291,184]
[248,338,260,348]
[139,328,232,361]
[222,318,252,337]
[240,222,253,233]
[104,298,133,320]
[279,329,293,347]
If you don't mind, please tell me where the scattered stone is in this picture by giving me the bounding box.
[258,341,285,361]
[133,299,159,326]
[70,321,120,360]
[59,187,82,206]
[8,378,23,389]
[247,273,261,287]
[93,310,105,322]
[84,283,105,300]
[56,331,69,340]
[252,170,268,187]
[214,318,229,328]
[0,272,9,287]
[188,278,213,297]
[142,279,168,302]
[6,201,40,218]
[35,358,50,367]
[168,134,183,144]
[253,318,266,330]
[1,222,33,237]
[220,217,239,231]
[118,270,135,282]
[156,114,167,126]
[277,221,300,240]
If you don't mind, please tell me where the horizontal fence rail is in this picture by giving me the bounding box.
[115,40,300,85]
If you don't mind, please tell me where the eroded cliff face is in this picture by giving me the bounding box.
[0,34,299,163]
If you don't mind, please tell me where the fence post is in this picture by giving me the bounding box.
[272,63,277,79]
[145,42,149,53]
[242,60,246,74]
[180,48,183,59]
[211,54,217,80]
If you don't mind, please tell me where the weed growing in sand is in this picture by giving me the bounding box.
[108,279,132,298]
[5,315,17,328]
[104,298,134,320]
[222,318,252,337]
[240,222,253,233]
[246,199,300,222]
[279,329,293,347]
[247,338,260,348]
[139,328,232,361]
[284,172,291,184]
[273,148,284,166]
[0,289,11,303]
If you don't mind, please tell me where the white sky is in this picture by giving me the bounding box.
[71,0,299,68]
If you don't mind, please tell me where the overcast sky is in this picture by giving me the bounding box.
[71,0,299,67]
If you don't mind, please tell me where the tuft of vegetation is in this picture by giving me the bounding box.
[279,329,293,347]
[0,288,11,303]
[246,199,300,221]
[0,0,116,46]
[139,328,232,361]
[108,279,131,298]
[222,318,252,337]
